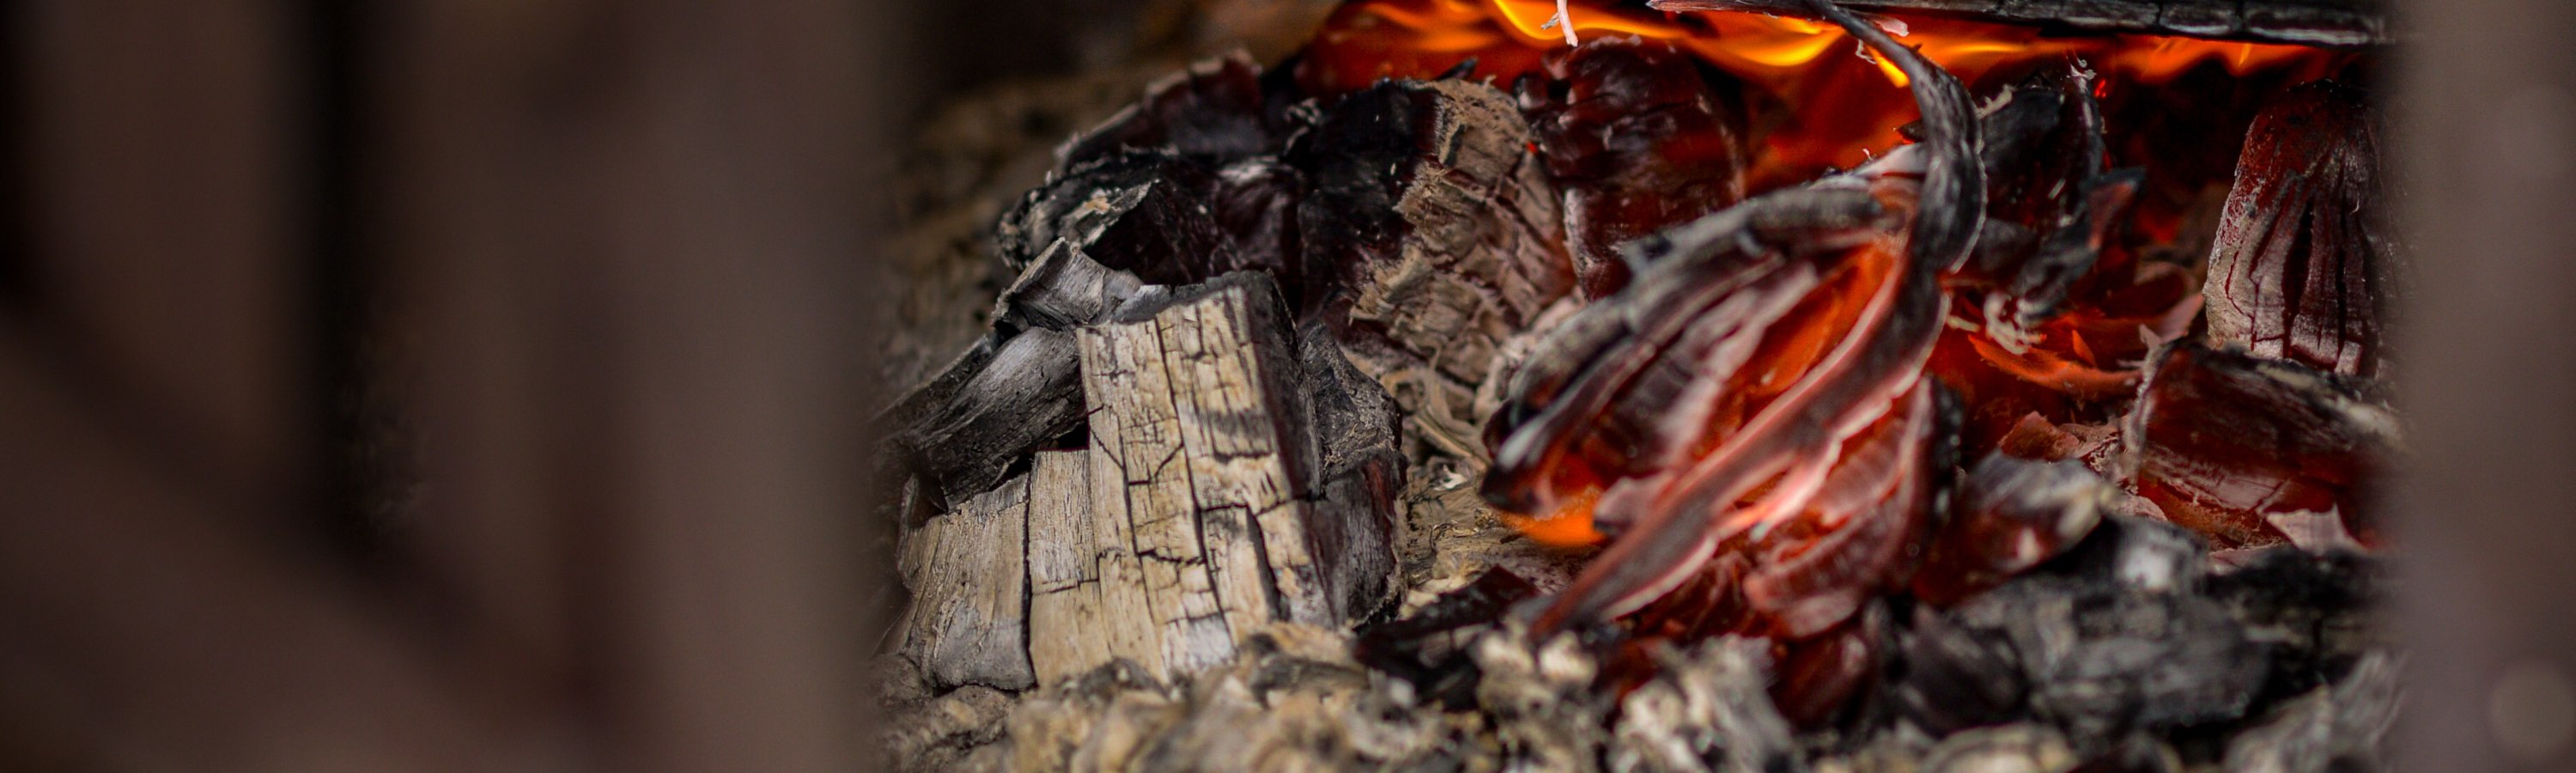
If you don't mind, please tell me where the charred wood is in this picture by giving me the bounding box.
[1911,452,2111,606]
[2203,80,2391,378]
[1647,0,2390,46]
[1517,39,1750,297]
[1290,77,1576,398]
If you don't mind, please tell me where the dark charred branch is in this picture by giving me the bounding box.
[1647,0,2390,46]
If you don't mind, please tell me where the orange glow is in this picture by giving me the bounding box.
[1302,0,2350,185]
[1503,488,1606,549]
[1300,0,2353,551]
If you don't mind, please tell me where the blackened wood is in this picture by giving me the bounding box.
[1290,77,1575,397]
[1649,0,2389,46]
[884,247,1146,510]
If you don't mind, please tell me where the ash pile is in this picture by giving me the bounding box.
[874,1,2402,770]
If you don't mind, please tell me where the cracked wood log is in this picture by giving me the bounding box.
[1018,271,1400,682]
[1648,0,2389,46]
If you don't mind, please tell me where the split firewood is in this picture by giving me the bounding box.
[1647,0,2389,46]
[1516,38,1749,297]
[2203,80,2391,377]
[2123,340,2399,549]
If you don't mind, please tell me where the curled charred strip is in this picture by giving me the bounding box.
[1289,77,1575,389]
[1516,38,1750,297]
[2125,341,2399,550]
[1911,453,2111,606]
[1740,380,1953,639]
[1482,187,1888,515]
[2203,80,2391,377]
[1524,0,1984,634]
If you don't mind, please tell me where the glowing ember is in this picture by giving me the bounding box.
[1417,0,2387,699]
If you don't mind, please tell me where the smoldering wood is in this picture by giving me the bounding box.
[1516,0,1988,635]
[1516,39,1750,298]
[1911,452,2111,606]
[1647,0,2390,46]
[1289,76,1576,423]
[2202,80,2391,378]
[2124,341,2400,548]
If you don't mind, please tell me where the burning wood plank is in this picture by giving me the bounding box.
[2203,80,2391,377]
[1648,0,2389,46]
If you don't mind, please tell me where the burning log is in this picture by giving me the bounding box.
[2202,80,2391,378]
[2123,341,2398,549]
[1516,38,1750,297]
[1647,0,2389,46]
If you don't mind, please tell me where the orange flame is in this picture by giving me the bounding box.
[1301,0,2348,184]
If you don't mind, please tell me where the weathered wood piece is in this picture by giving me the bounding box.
[1079,285,1248,674]
[902,470,1037,691]
[1648,0,2390,46]
[1024,450,1116,685]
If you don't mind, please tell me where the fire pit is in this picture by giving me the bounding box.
[878,0,2397,769]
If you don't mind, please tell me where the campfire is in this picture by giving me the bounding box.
[881,0,2398,769]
